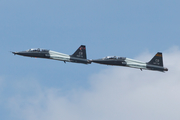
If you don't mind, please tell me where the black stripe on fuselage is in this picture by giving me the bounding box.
[92,59,127,66]
[16,51,50,58]
[70,57,90,64]
[146,64,165,72]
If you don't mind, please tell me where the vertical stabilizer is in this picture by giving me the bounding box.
[148,52,163,66]
[71,45,87,59]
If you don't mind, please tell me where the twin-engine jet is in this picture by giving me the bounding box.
[12,45,90,64]
[91,52,168,72]
[12,45,168,72]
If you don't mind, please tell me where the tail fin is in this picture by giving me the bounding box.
[148,52,163,66]
[71,45,87,59]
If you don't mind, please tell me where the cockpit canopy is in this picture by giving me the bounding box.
[26,48,49,52]
[103,56,126,60]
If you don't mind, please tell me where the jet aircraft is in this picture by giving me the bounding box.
[91,52,168,72]
[12,45,91,64]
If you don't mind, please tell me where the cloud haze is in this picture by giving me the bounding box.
[5,47,180,120]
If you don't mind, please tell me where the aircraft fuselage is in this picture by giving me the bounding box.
[92,55,168,72]
[13,45,90,64]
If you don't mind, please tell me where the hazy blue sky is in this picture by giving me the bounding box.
[1,0,180,120]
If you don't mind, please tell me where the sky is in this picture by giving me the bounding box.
[1,0,180,120]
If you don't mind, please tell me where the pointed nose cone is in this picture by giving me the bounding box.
[12,51,26,56]
[91,59,104,63]
[12,52,18,55]
[87,59,92,64]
